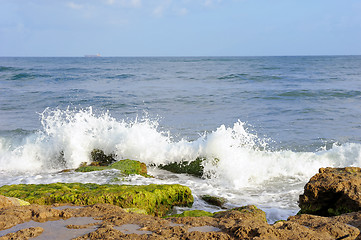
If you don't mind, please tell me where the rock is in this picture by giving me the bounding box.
[288,213,360,240]
[159,157,205,177]
[0,195,30,209]
[0,205,63,230]
[214,205,267,223]
[0,183,193,217]
[0,195,13,209]
[0,227,44,240]
[169,210,215,218]
[1,203,361,239]
[75,159,152,178]
[201,195,227,208]
[90,149,116,166]
[299,167,361,216]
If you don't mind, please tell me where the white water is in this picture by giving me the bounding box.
[1,108,361,222]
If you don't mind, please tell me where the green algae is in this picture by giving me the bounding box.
[167,205,267,223]
[168,210,214,218]
[159,157,205,177]
[75,159,152,178]
[298,205,354,217]
[0,183,194,217]
[201,195,226,208]
[214,205,267,222]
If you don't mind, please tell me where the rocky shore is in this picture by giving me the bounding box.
[1,153,361,239]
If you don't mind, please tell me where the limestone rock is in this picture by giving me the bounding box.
[0,183,193,217]
[0,195,30,209]
[75,158,152,178]
[299,167,361,216]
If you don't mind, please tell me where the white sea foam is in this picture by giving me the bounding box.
[1,107,361,190]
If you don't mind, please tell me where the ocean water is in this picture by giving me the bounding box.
[1,56,361,223]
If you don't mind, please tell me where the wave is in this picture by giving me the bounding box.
[1,107,361,188]
[9,72,51,81]
[278,89,361,98]
[0,66,20,72]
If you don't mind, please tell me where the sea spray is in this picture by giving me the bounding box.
[1,107,361,190]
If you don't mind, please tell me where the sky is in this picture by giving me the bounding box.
[1,0,361,57]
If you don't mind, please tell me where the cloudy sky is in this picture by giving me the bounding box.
[1,0,361,56]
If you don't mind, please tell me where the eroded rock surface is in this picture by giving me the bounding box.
[0,195,30,209]
[1,204,361,239]
[299,167,361,216]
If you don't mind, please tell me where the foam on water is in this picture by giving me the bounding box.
[1,107,361,190]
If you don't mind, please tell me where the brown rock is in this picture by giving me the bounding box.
[0,196,13,209]
[1,203,361,239]
[288,214,360,240]
[299,167,361,216]
[0,227,43,240]
[0,195,30,209]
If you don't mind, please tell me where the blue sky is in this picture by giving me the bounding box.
[1,0,361,56]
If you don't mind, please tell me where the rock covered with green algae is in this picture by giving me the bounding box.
[299,167,361,216]
[159,157,205,177]
[168,205,266,221]
[168,209,215,218]
[201,195,227,208]
[75,159,152,178]
[0,183,193,217]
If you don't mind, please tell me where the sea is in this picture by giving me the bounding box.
[1,56,361,223]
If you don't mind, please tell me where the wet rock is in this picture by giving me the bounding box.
[0,205,63,231]
[0,183,193,217]
[90,149,116,166]
[0,227,44,240]
[1,203,361,239]
[75,158,152,178]
[201,195,227,208]
[168,210,214,218]
[159,157,205,177]
[299,167,361,216]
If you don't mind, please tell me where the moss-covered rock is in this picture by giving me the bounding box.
[201,195,226,208]
[0,183,194,217]
[75,159,152,178]
[214,205,267,222]
[159,157,205,177]
[168,210,214,218]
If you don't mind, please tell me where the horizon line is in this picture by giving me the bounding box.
[1,54,361,58]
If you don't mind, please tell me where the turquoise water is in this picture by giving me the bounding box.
[1,56,361,222]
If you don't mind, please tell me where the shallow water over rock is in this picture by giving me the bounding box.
[0,217,100,240]
[114,224,153,235]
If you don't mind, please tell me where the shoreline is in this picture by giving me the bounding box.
[1,167,361,239]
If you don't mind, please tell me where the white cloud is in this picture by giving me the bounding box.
[105,0,142,8]
[152,0,171,17]
[203,0,223,7]
[66,2,84,10]
[130,0,142,8]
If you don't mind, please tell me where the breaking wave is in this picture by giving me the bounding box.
[1,107,361,189]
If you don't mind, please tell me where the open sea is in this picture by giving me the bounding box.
[1,56,361,223]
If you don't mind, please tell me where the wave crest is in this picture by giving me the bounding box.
[1,107,361,189]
